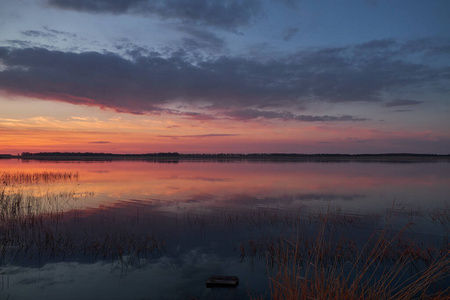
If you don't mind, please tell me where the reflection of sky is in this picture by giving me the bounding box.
[2,195,446,299]
[2,200,271,300]
[1,160,449,299]
[3,255,267,300]
[1,159,448,213]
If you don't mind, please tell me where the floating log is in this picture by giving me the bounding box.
[206,276,239,288]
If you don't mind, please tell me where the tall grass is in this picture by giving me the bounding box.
[1,171,448,298]
[1,171,79,185]
[252,213,449,299]
[0,188,166,265]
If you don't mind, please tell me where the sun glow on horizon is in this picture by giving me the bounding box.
[1,94,449,155]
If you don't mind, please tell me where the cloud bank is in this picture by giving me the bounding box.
[47,0,262,31]
[0,38,449,122]
[384,99,423,107]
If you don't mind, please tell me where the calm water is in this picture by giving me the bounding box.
[0,159,449,299]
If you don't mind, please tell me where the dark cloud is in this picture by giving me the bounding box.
[392,109,412,113]
[43,27,77,38]
[113,39,153,60]
[88,141,110,144]
[401,37,450,56]
[175,25,226,51]
[21,30,56,39]
[295,115,367,122]
[181,111,217,121]
[48,0,144,13]
[226,109,367,122]
[384,99,423,107]
[282,27,299,41]
[158,134,240,139]
[5,40,34,48]
[47,0,262,31]
[357,38,396,49]
[20,27,77,40]
[0,38,449,120]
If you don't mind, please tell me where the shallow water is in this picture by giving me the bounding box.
[0,159,448,299]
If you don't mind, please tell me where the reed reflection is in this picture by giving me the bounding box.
[1,160,449,214]
[0,159,448,299]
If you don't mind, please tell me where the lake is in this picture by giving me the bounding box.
[0,159,449,299]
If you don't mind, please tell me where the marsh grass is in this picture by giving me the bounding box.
[1,171,79,186]
[429,203,450,227]
[1,171,448,298]
[0,188,166,266]
[250,213,449,299]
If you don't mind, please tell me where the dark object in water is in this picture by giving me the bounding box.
[206,276,239,288]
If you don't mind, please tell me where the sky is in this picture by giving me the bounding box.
[0,0,449,154]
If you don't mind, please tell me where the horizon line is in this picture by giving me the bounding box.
[2,152,449,157]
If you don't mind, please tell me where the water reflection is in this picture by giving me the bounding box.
[3,160,449,212]
[0,160,449,299]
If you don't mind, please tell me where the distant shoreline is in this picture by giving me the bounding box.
[1,152,449,163]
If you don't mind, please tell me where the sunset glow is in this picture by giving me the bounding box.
[1,0,449,154]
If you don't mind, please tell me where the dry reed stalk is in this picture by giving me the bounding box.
[1,171,79,185]
[253,212,449,300]
[1,187,166,266]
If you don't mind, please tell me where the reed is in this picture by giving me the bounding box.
[252,214,449,299]
[1,172,448,297]
[429,203,450,225]
[0,187,166,265]
[1,171,79,185]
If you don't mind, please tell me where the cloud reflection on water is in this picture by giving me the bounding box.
[0,160,449,299]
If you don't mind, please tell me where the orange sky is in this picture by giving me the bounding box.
[1,95,448,154]
[1,1,450,154]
